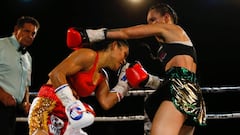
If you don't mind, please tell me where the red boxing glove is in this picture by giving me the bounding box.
[126,61,149,88]
[66,27,107,50]
[66,27,89,50]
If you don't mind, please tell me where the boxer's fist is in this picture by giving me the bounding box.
[66,27,89,50]
[66,27,107,50]
[111,63,130,101]
[126,61,162,89]
[126,61,148,88]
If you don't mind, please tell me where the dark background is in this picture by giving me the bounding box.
[1,0,240,134]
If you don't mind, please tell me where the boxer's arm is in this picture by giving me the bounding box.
[94,63,130,110]
[111,63,130,102]
[54,84,77,106]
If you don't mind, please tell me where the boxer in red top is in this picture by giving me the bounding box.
[28,39,130,135]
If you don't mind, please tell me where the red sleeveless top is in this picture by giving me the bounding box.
[69,53,105,97]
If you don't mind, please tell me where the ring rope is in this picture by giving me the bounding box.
[29,86,240,97]
[16,115,145,122]
[127,87,240,96]
[16,112,240,122]
[206,112,240,119]
[21,86,240,123]
[201,86,240,93]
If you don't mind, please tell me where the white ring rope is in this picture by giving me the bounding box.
[207,112,240,119]
[19,86,240,123]
[16,115,145,122]
[128,86,240,96]
[16,112,240,122]
[29,86,240,97]
[201,86,240,93]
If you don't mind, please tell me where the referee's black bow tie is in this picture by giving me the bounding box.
[18,46,27,54]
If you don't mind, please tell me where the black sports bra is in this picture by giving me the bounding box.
[157,42,197,67]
